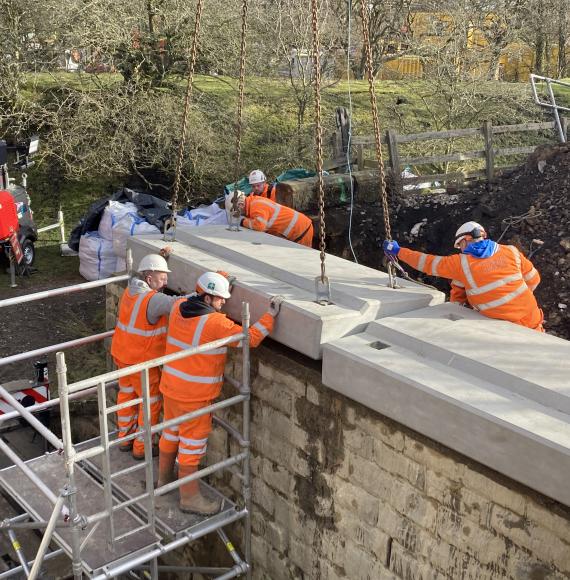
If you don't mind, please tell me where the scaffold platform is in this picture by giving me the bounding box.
[0,451,158,576]
[0,277,254,580]
[81,439,239,540]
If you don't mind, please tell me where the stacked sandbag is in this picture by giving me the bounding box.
[78,232,117,281]
[98,201,137,240]
[112,212,160,259]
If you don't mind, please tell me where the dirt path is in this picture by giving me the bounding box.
[0,249,107,385]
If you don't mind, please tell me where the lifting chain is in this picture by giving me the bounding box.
[166,0,204,241]
[359,1,397,288]
[229,0,249,231]
[311,0,331,304]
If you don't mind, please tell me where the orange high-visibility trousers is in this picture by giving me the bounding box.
[116,363,162,455]
[158,397,212,467]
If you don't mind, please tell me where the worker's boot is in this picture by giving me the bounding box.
[132,433,160,461]
[132,443,160,461]
[118,426,136,452]
[156,451,177,488]
[178,465,221,515]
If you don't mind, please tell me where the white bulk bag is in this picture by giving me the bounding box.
[112,212,160,259]
[79,232,117,281]
[98,201,137,240]
[175,203,228,229]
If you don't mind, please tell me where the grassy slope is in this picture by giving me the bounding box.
[13,73,561,237]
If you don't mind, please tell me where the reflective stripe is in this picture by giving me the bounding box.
[162,431,180,442]
[168,316,228,355]
[252,321,270,337]
[192,315,209,346]
[128,293,146,327]
[466,273,523,297]
[118,414,137,422]
[116,320,167,337]
[460,254,477,289]
[179,446,207,455]
[477,282,528,311]
[119,386,135,394]
[452,279,465,288]
[524,268,538,282]
[117,291,167,337]
[266,204,281,228]
[149,395,161,404]
[255,216,269,227]
[508,245,521,268]
[180,436,209,446]
[417,253,427,273]
[528,283,538,291]
[282,211,299,237]
[163,365,224,384]
[167,335,227,356]
[431,256,442,276]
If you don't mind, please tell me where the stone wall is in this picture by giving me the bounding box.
[105,282,570,579]
[210,345,570,580]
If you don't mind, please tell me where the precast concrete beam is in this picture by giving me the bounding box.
[127,228,444,359]
[322,303,570,507]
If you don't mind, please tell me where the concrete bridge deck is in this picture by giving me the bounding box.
[129,230,570,507]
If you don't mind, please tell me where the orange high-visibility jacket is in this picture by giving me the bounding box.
[111,289,168,365]
[398,244,542,329]
[255,183,276,202]
[243,196,313,247]
[160,299,274,402]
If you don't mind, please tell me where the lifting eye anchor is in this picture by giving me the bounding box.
[315,275,332,305]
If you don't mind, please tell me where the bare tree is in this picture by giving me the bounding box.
[252,0,341,157]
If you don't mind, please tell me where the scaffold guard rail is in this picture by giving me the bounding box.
[0,263,254,580]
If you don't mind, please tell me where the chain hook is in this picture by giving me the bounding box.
[168,0,204,238]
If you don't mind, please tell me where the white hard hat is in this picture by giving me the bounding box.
[196,272,231,299]
[454,221,486,248]
[137,253,171,273]
[248,170,266,185]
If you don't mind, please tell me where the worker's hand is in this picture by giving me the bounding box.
[383,240,400,257]
[269,295,285,317]
[160,245,173,259]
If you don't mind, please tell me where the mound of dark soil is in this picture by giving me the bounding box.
[326,143,570,339]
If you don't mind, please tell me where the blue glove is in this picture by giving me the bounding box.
[383,240,400,256]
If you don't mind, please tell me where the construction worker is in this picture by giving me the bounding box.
[383,221,544,331]
[157,271,283,515]
[110,249,182,459]
[226,190,313,248]
[248,169,276,202]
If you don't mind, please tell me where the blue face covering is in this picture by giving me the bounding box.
[462,239,499,258]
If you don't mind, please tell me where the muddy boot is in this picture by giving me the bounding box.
[178,465,221,515]
[156,451,177,488]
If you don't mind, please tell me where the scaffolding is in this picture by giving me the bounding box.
[0,272,254,579]
[530,74,570,143]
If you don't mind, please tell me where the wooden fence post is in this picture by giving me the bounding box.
[561,116,568,142]
[483,120,495,186]
[356,144,364,170]
[386,129,401,193]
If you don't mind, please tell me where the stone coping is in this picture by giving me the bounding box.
[322,303,570,507]
[127,229,443,359]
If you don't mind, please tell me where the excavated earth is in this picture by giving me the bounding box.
[326,143,570,339]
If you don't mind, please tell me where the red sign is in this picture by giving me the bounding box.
[0,386,49,415]
[9,231,23,264]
